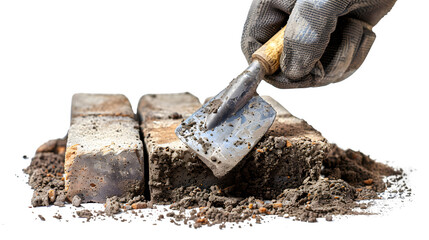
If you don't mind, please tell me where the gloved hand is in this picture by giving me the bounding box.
[241,0,396,89]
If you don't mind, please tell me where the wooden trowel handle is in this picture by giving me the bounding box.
[251,26,287,75]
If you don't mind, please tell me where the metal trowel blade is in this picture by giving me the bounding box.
[175,89,276,178]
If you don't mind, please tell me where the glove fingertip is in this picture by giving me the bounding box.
[341,28,376,81]
[280,43,317,80]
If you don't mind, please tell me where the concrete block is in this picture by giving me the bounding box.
[65,94,144,203]
[138,93,329,203]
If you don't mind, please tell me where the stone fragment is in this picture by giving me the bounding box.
[72,195,82,207]
[105,196,121,216]
[48,189,56,203]
[54,193,66,207]
[131,202,148,209]
[65,94,144,203]
[36,138,67,155]
[31,190,50,207]
[137,93,329,203]
[76,210,93,220]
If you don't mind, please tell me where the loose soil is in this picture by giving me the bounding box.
[24,138,408,226]
[24,138,67,207]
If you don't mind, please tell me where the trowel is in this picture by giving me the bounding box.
[176,26,287,178]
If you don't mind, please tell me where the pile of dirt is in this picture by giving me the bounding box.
[24,138,68,207]
[24,139,407,226]
[322,144,401,193]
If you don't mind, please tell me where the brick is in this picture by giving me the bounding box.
[65,94,144,203]
[138,93,329,203]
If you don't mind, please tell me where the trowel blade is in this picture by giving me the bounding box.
[175,89,276,178]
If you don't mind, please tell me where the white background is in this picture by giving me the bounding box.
[0,0,428,239]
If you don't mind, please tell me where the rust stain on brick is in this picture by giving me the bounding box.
[64,144,79,191]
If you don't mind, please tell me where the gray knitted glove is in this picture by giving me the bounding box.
[241,0,396,89]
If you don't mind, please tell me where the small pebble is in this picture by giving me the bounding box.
[72,195,82,207]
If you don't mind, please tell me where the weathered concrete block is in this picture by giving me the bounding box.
[65,94,144,203]
[138,93,328,203]
[138,93,220,203]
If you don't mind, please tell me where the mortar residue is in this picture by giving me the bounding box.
[24,138,409,226]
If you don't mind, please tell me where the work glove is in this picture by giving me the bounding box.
[241,0,396,88]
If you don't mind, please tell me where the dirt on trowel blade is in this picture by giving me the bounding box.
[175,92,276,178]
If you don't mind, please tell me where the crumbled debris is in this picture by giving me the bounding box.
[105,196,121,216]
[132,202,148,209]
[38,214,45,221]
[54,192,66,207]
[24,138,408,227]
[76,210,93,221]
